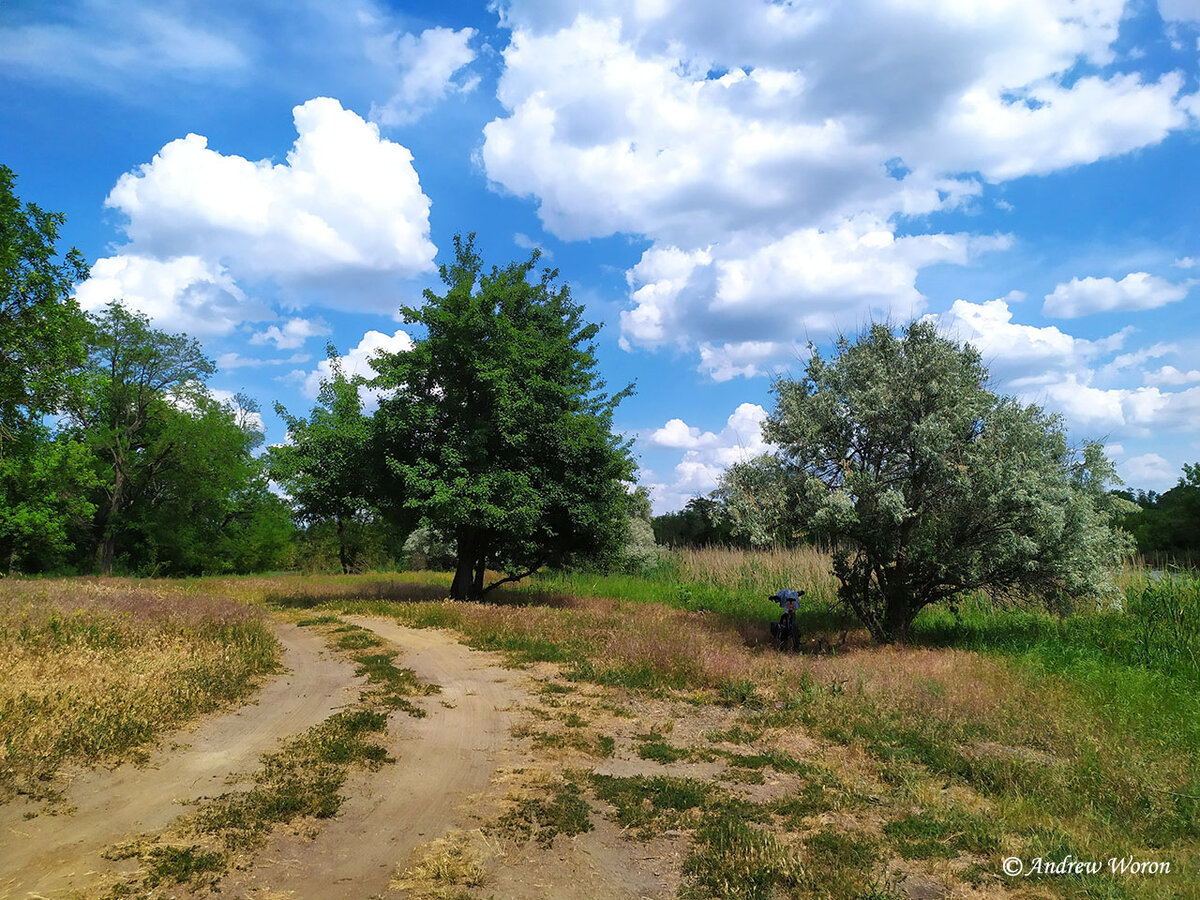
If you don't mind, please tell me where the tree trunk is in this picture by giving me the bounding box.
[471,553,486,602]
[880,591,914,644]
[98,467,125,577]
[100,535,116,577]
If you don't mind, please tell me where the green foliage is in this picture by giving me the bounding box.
[714,457,795,548]
[652,497,741,548]
[402,524,457,570]
[0,164,89,436]
[56,304,283,575]
[272,349,379,573]
[0,426,96,572]
[1118,461,1200,558]
[372,233,635,600]
[739,320,1133,641]
[0,166,92,571]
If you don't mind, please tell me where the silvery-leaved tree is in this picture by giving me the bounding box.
[723,320,1133,643]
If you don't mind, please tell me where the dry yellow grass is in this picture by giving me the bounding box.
[0,578,277,802]
[391,829,496,898]
[675,544,837,599]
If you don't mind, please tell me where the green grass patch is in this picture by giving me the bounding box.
[681,817,805,900]
[589,773,712,839]
[295,614,341,626]
[883,808,1001,859]
[765,767,864,824]
[705,724,763,745]
[800,829,895,900]
[334,627,385,650]
[142,844,225,887]
[494,779,594,848]
[192,707,390,850]
[724,749,813,775]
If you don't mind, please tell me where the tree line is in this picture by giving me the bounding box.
[1,168,637,587]
[7,163,1189,644]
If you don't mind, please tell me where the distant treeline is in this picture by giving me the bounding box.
[1116,464,1200,562]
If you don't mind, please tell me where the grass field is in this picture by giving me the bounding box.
[0,578,278,802]
[246,550,1200,900]
[5,549,1198,899]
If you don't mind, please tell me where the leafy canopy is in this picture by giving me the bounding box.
[372,233,635,600]
[67,303,242,575]
[0,165,92,571]
[271,349,376,573]
[723,320,1132,642]
[0,164,89,437]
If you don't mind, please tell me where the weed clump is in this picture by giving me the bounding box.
[391,829,494,898]
[681,818,805,900]
[495,779,594,848]
[590,773,711,839]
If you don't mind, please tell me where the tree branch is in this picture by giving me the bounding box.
[483,562,545,596]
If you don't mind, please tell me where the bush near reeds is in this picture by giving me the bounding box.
[0,578,278,802]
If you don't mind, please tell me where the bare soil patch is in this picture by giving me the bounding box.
[220,617,528,898]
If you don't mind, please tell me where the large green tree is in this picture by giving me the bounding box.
[0,165,92,572]
[110,393,290,575]
[372,234,635,600]
[68,303,216,573]
[0,164,88,438]
[727,321,1132,643]
[271,350,376,574]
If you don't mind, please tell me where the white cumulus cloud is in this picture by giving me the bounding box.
[1043,272,1189,317]
[74,254,270,336]
[926,297,1127,389]
[370,26,479,126]
[297,328,413,401]
[644,402,772,510]
[105,97,436,295]
[482,1,1196,375]
[1146,365,1200,386]
[77,97,438,339]
[1120,452,1176,490]
[250,318,331,350]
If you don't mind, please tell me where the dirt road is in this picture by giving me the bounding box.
[0,623,362,899]
[222,617,527,898]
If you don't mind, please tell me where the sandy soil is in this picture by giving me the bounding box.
[221,616,529,898]
[0,623,361,899]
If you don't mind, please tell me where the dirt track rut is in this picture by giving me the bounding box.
[0,623,361,899]
[223,616,526,898]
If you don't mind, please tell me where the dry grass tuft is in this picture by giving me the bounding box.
[391,829,496,898]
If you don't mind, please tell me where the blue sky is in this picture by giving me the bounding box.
[3,0,1199,512]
